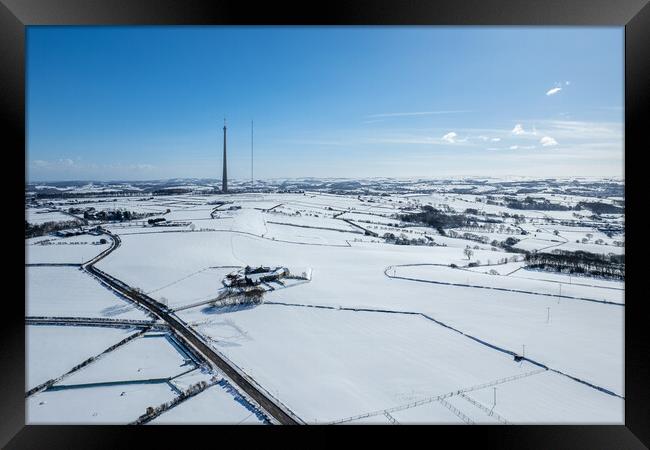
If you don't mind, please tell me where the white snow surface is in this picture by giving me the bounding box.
[26,325,135,390]
[150,383,265,424]
[97,214,624,398]
[26,234,110,264]
[27,188,625,424]
[61,334,192,385]
[178,303,620,423]
[27,382,177,424]
[26,266,150,319]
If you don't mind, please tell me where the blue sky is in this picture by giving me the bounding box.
[26,26,624,182]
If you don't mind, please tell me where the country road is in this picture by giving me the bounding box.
[25,316,166,330]
[82,228,302,425]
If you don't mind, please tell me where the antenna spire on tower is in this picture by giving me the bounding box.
[222,118,228,193]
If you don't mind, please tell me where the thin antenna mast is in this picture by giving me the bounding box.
[251,120,254,189]
[222,118,228,194]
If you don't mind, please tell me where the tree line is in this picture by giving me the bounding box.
[525,249,624,279]
[399,205,476,235]
[25,220,82,239]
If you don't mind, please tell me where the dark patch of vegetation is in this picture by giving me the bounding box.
[152,188,192,195]
[382,232,434,246]
[491,236,530,254]
[84,208,155,222]
[577,201,624,214]
[525,250,624,280]
[400,205,475,233]
[505,196,573,211]
[25,220,82,239]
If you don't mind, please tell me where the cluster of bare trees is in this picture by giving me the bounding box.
[83,208,156,222]
[525,250,624,280]
[135,379,216,424]
[399,205,474,235]
[25,220,82,238]
[382,232,436,247]
[505,196,574,211]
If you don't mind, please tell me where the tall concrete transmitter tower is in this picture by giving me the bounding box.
[222,119,228,193]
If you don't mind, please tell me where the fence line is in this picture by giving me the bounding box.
[329,368,546,424]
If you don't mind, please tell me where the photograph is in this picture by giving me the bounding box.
[24,25,626,426]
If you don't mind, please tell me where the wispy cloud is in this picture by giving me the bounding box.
[539,120,622,140]
[442,131,458,144]
[363,135,444,145]
[29,159,156,173]
[546,81,569,96]
[594,106,623,111]
[31,158,79,169]
[540,136,559,147]
[366,110,474,119]
[32,159,50,168]
[511,123,538,136]
[276,139,349,147]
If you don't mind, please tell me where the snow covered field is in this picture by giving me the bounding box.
[26,234,110,264]
[61,334,192,385]
[146,266,238,309]
[26,266,150,319]
[27,382,178,424]
[26,325,136,390]
[96,213,624,399]
[25,179,625,424]
[177,303,622,423]
[26,209,74,225]
[392,264,624,304]
[150,382,266,424]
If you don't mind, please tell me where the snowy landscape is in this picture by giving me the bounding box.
[25,177,625,424]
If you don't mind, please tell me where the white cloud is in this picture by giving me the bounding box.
[540,136,559,147]
[565,81,571,85]
[509,145,536,150]
[512,124,526,135]
[490,137,501,142]
[546,87,562,96]
[512,123,539,136]
[509,145,519,150]
[442,132,458,144]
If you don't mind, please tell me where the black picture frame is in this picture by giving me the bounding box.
[3,0,648,448]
